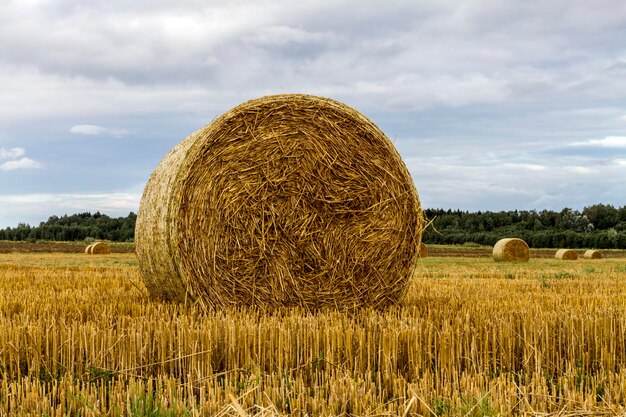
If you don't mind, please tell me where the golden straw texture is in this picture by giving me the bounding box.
[555,249,578,260]
[84,244,94,254]
[136,94,423,310]
[493,238,529,262]
[584,249,602,259]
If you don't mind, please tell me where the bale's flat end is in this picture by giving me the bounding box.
[136,94,423,310]
[555,249,578,260]
[90,242,110,254]
[493,238,529,262]
[583,250,602,259]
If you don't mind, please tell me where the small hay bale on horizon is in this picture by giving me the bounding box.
[583,250,602,259]
[418,242,428,258]
[135,94,423,311]
[90,242,110,255]
[555,249,578,260]
[493,238,529,262]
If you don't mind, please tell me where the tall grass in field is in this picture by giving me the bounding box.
[0,253,625,415]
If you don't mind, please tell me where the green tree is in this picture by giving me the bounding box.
[583,204,619,230]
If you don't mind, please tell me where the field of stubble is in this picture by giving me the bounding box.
[0,248,625,416]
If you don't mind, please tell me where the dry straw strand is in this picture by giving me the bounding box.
[584,250,602,259]
[555,249,578,260]
[84,244,94,254]
[493,238,530,262]
[136,94,423,310]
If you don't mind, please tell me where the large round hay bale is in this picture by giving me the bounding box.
[84,244,94,254]
[583,250,602,259]
[555,249,578,260]
[136,94,423,310]
[493,238,529,262]
[90,242,110,254]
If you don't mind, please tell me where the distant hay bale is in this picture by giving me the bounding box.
[583,250,602,259]
[555,249,578,260]
[90,242,110,255]
[418,242,428,258]
[84,244,94,254]
[493,238,529,262]
[135,94,423,310]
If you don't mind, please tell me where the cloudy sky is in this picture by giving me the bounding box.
[1,0,626,227]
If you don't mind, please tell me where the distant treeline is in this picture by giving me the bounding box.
[423,204,626,249]
[2,204,626,248]
[1,212,136,242]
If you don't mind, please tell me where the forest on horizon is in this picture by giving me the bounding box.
[1,204,626,249]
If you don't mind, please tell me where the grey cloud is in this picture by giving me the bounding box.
[411,155,626,211]
[540,136,626,162]
[2,0,626,111]
[1,1,626,225]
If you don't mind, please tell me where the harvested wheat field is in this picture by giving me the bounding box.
[1,249,626,416]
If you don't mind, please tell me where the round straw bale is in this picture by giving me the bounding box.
[418,242,428,258]
[555,249,578,260]
[493,238,529,262]
[84,244,94,254]
[90,242,110,254]
[135,94,423,310]
[583,250,602,259]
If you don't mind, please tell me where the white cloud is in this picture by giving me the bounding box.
[0,147,41,171]
[616,160,626,167]
[0,147,26,159]
[70,124,129,137]
[571,136,626,148]
[70,124,107,135]
[0,157,42,171]
[567,166,593,174]
[500,163,547,171]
